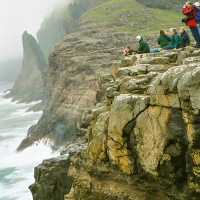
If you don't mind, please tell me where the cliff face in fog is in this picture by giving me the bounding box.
[5,31,46,102]
[23,0,200,199]
[37,0,107,61]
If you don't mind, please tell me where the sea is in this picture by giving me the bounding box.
[0,82,59,200]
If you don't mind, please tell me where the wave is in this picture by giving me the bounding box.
[0,140,59,169]
[0,140,60,200]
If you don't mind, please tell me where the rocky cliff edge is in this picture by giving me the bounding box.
[30,47,200,200]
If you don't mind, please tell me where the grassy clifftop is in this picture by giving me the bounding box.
[38,0,184,60]
[136,0,185,10]
[79,0,183,36]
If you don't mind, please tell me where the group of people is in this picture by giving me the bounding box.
[124,1,200,55]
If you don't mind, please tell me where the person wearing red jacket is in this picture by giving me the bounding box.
[182,1,200,48]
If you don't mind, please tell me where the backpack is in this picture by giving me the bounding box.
[195,6,200,21]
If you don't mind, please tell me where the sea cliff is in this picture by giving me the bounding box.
[30,47,200,200]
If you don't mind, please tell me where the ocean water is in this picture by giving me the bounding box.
[0,82,59,200]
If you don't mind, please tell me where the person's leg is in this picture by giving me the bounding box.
[189,26,200,46]
[197,23,200,34]
[165,45,172,50]
[150,48,160,53]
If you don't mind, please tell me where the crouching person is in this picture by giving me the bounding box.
[135,35,150,54]
[165,28,183,50]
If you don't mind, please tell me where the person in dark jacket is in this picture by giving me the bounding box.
[157,29,172,48]
[180,27,190,47]
[166,28,183,50]
[182,2,200,48]
[135,35,150,54]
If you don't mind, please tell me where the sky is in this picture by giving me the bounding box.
[0,0,70,62]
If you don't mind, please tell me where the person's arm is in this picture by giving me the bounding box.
[181,33,188,41]
[138,42,146,53]
[166,35,172,42]
[182,7,195,17]
[157,37,160,45]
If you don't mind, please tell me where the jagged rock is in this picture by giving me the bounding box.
[5,31,46,102]
[132,106,187,182]
[29,155,72,200]
[88,111,109,163]
[149,64,200,110]
[120,55,137,67]
[63,47,200,199]
[29,46,200,200]
[107,94,150,174]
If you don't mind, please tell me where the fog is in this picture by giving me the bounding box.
[0,0,70,62]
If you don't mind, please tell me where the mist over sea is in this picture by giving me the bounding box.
[0,82,59,200]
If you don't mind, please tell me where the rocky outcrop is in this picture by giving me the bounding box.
[28,47,200,200]
[5,31,46,102]
[63,47,200,200]
[29,137,88,200]
[29,155,72,200]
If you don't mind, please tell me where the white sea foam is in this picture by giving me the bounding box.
[0,83,59,200]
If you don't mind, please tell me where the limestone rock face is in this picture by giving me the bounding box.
[107,94,149,174]
[88,111,109,164]
[5,31,46,102]
[29,47,200,199]
[64,47,200,200]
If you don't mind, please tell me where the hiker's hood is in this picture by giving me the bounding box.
[136,35,143,42]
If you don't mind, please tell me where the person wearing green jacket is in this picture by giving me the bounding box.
[157,29,172,48]
[165,28,183,50]
[135,35,150,53]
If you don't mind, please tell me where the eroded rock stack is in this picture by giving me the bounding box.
[5,31,46,103]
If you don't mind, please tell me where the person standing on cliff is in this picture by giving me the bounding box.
[182,1,200,48]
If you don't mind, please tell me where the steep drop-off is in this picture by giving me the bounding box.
[5,31,46,103]
[18,0,183,151]
[26,0,200,199]
[30,47,200,200]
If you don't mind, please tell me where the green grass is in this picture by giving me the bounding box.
[80,0,184,36]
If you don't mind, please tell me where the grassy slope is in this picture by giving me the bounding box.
[136,0,185,10]
[80,0,184,36]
